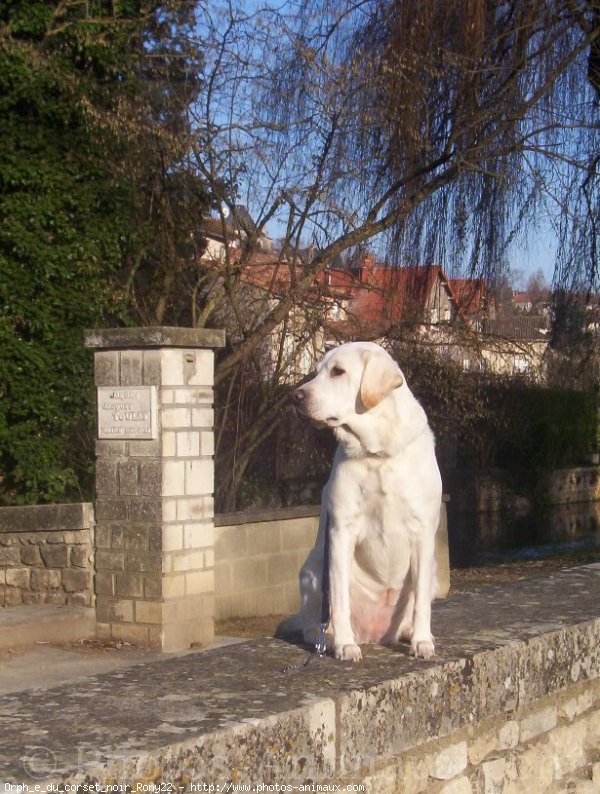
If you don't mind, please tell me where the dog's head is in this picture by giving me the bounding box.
[290,342,404,427]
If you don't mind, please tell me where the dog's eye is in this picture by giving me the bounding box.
[331,366,345,377]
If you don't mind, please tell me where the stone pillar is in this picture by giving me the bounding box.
[84,327,225,652]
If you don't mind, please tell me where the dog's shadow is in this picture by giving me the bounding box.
[273,625,312,650]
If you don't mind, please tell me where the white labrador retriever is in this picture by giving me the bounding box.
[287,341,442,661]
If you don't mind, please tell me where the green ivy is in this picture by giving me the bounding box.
[0,0,206,503]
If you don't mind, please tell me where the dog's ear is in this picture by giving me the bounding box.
[360,351,404,410]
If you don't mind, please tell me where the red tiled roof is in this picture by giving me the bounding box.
[347,264,444,328]
[512,291,530,302]
[449,278,486,316]
[205,255,349,306]
[202,252,467,331]
[512,290,551,304]
[238,260,345,299]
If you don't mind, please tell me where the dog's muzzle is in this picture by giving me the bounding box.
[290,387,306,407]
[290,387,311,421]
[290,388,339,427]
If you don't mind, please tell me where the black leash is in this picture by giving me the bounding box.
[281,512,331,674]
[316,509,331,651]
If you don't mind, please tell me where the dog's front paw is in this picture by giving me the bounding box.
[411,637,435,660]
[335,643,362,662]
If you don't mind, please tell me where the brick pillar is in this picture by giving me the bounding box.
[84,327,225,652]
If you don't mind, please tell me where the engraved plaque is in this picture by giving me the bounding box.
[97,386,157,440]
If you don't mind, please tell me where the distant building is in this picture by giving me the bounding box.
[448,278,489,329]
[200,205,273,263]
[480,315,549,378]
[512,289,551,316]
[196,208,556,381]
[340,257,460,333]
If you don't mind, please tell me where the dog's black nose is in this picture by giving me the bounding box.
[290,388,306,404]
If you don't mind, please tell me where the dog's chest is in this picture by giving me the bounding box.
[351,462,413,585]
[333,457,411,532]
[357,457,401,499]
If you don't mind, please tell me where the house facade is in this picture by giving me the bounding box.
[198,215,552,381]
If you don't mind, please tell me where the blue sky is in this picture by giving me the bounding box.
[511,229,557,287]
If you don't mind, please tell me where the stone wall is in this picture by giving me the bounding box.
[86,328,224,652]
[0,503,94,607]
[4,565,600,790]
[538,466,600,505]
[448,466,600,518]
[357,678,600,793]
[0,499,450,620]
[214,506,320,619]
[214,500,450,620]
[447,466,600,566]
